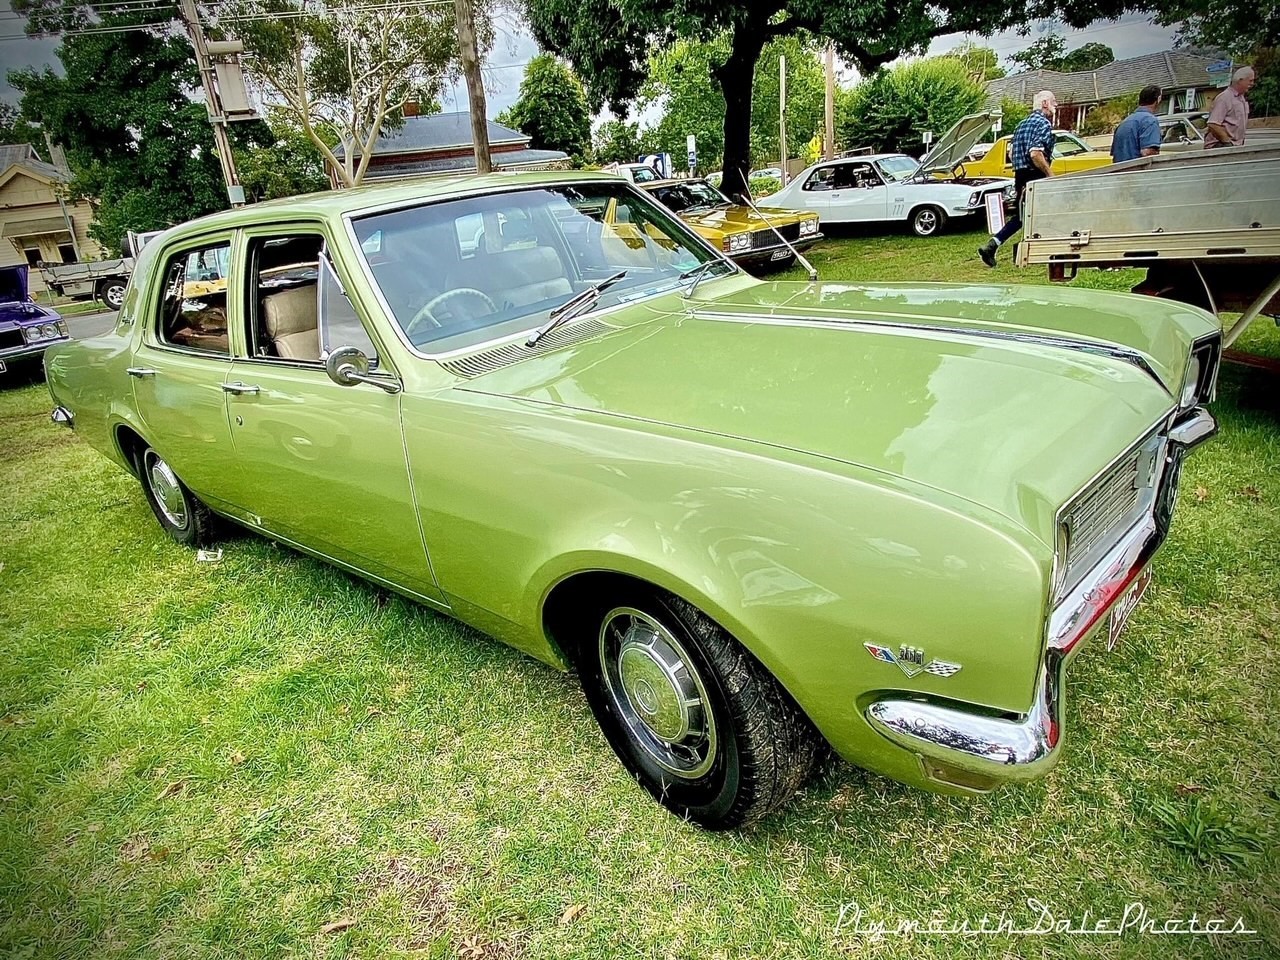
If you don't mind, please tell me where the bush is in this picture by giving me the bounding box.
[1080,91,1140,136]
[748,176,781,198]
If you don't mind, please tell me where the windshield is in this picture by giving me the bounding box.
[350,183,723,354]
[629,165,660,183]
[876,156,918,182]
[647,181,729,213]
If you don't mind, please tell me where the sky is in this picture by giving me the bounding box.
[0,5,1184,116]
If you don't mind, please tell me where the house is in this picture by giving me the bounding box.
[986,51,1235,132]
[0,144,102,294]
[334,111,570,185]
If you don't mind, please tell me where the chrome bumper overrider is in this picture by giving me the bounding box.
[51,405,74,428]
[865,406,1216,789]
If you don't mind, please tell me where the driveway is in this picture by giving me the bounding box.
[66,310,118,340]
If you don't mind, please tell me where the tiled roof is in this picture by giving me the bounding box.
[0,143,68,182]
[338,113,532,159]
[362,147,571,180]
[986,51,1226,106]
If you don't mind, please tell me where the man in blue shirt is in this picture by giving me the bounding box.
[978,90,1056,267]
[1110,86,1164,163]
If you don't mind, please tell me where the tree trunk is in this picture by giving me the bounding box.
[455,0,491,174]
[716,21,767,201]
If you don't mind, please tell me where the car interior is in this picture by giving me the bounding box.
[248,235,323,362]
[160,243,231,355]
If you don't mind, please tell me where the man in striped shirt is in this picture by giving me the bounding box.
[978,90,1057,267]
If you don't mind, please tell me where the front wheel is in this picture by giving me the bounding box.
[910,205,946,237]
[136,446,217,547]
[578,590,822,829]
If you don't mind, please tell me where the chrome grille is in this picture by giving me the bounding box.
[1060,430,1165,595]
[437,318,613,379]
[751,223,800,249]
[0,329,23,351]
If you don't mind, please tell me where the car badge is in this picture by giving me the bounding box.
[864,643,962,678]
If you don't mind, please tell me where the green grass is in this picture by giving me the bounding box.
[3,228,1279,959]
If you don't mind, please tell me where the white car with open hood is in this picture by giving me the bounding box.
[760,112,1016,237]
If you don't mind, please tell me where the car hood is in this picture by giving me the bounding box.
[1,264,32,304]
[916,111,1002,175]
[679,204,812,233]
[455,281,1212,543]
[0,265,57,326]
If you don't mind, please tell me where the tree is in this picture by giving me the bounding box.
[525,1,1143,200]
[1008,32,1067,72]
[1058,42,1114,72]
[0,102,45,150]
[838,56,985,156]
[750,35,826,168]
[498,53,591,162]
[222,0,486,187]
[1155,1,1279,52]
[7,9,239,252]
[234,107,332,201]
[593,119,644,164]
[943,42,1006,83]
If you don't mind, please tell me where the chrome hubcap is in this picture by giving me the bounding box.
[600,607,717,779]
[145,452,188,529]
[916,211,937,233]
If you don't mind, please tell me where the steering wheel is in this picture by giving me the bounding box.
[405,288,497,338]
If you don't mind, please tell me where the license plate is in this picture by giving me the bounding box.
[0,360,6,373]
[770,249,791,261]
[1107,569,1152,651]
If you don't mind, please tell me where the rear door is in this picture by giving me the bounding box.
[219,226,444,604]
[129,233,237,510]
[825,163,890,223]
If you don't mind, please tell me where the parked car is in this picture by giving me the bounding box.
[1,265,69,379]
[640,177,820,270]
[602,161,665,184]
[958,129,1112,178]
[46,171,1219,828]
[761,112,1015,236]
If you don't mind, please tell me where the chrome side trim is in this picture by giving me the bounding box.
[51,405,74,428]
[866,646,1066,782]
[692,310,1167,391]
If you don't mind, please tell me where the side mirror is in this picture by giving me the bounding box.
[325,346,400,394]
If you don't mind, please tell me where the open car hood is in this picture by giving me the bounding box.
[0,265,30,304]
[915,111,1001,176]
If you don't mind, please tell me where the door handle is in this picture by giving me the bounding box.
[126,367,156,378]
[221,381,260,396]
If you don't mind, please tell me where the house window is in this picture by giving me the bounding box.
[58,244,77,264]
[23,248,41,267]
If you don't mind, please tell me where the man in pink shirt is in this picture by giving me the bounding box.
[1204,67,1256,148]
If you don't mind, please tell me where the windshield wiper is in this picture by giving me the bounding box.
[526,270,626,347]
[679,258,732,299]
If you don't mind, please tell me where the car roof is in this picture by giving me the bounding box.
[163,170,630,236]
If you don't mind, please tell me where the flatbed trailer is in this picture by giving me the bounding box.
[1015,144,1280,353]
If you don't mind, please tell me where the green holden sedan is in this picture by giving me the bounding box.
[45,172,1221,829]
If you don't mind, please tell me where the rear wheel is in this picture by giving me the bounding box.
[577,588,822,829]
[910,205,946,237]
[97,279,126,310]
[136,446,217,547]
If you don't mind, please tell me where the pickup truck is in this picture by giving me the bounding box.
[39,229,162,310]
[1015,144,1280,351]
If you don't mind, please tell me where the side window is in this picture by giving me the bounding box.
[318,251,379,366]
[803,167,836,191]
[832,164,870,189]
[156,241,231,356]
[1055,134,1088,156]
[247,234,322,363]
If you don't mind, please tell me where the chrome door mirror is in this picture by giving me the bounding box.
[325,346,401,394]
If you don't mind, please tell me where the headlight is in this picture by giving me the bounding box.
[968,191,980,206]
[724,233,751,252]
[41,323,61,340]
[22,325,45,343]
[799,219,818,235]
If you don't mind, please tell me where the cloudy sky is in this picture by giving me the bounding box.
[1,4,1183,115]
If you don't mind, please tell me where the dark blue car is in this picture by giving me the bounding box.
[0,265,69,378]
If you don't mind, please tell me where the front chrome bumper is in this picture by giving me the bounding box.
[864,406,1216,791]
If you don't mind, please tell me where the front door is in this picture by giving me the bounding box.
[130,235,236,511]
[825,163,890,223]
[219,230,444,604]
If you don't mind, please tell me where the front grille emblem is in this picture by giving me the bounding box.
[865,643,962,679]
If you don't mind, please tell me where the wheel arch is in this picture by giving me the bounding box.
[112,421,148,478]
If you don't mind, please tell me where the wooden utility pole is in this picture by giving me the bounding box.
[455,0,492,174]
[778,54,787,185]
[177,0,243,205]
[824,43,836,161]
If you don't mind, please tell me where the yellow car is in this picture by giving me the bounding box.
[640,178,821,269]
[959,130,1113,179]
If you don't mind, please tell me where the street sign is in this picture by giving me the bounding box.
[1207,59,1232,73]
[686,135,696,173]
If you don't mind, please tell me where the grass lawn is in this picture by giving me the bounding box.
[3,225,1278,959]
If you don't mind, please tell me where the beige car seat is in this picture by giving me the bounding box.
[262,285,319,360]
[453,246,573,309]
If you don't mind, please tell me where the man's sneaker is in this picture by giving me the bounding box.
[977,240,998,268]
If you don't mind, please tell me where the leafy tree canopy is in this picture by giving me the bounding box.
[838,56,985,156]
[0,102,45,150]
[942,42,1006,82]
[497,53,592,162]
[593,119,645,164]
[525,0,1148,197]
[1008,32,1113,72]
